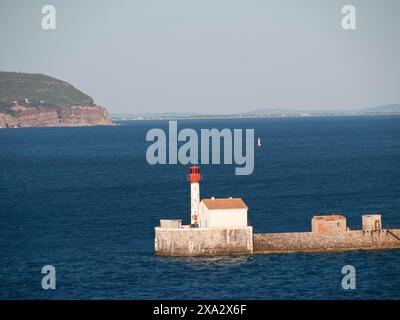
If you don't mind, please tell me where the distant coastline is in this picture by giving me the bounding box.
[110,104,400,121]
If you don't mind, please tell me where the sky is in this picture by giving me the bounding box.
[0,0,399,114]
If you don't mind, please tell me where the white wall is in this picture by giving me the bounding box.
[199,202,248,228]
[362,215,382,231]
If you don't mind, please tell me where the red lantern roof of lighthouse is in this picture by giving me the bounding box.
[188,166,201,182]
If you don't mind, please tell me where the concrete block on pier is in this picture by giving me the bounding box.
[155,226,253,256]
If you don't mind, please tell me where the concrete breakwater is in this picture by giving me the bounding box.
[253,229,400,254]
[155,226,253,256]
[154,227,400,256]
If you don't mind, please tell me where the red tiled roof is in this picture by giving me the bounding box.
[202,198,248,210]
[312,215,346,221]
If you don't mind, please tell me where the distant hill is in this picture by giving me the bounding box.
[0,72,112,128]
[244,105,400,116]
[361,104,400,113]
[0,71,93,112]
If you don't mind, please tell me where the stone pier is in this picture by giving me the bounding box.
[253,229,400,254]
[155,226,253,256]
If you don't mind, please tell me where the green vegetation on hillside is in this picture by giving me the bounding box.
[0,72,94,114]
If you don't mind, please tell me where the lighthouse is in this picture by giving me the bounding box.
[155,166,254,256]
[188,166,201,226]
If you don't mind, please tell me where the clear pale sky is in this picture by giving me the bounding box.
[0,0,399,114]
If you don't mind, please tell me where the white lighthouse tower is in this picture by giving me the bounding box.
[188,166,201,226]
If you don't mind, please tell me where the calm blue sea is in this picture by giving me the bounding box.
[0,116,400,299]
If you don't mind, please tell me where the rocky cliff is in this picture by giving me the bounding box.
[0,104,112,128]
[0,72,113,128]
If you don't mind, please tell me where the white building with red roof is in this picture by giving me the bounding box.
[199,197,248,228]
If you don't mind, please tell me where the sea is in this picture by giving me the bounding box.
[0,116,399,299]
